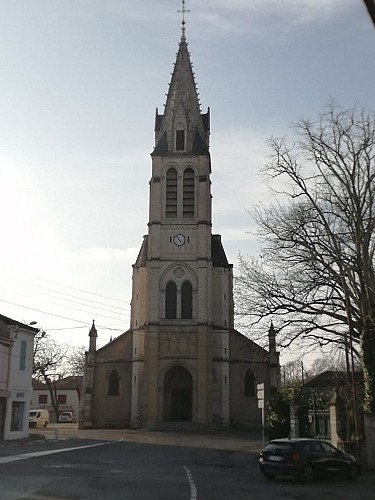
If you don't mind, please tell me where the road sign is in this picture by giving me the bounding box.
[257,399,264,409]
[257,383,264,401]
[256,383,266,447]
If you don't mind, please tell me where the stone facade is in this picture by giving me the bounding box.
[80,28,280,431]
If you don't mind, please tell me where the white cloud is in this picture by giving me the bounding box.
[212,127,271,205]
[80,246,139,264]
[208,127,273,259]
[202,0,346,15]
[195,0,351,33]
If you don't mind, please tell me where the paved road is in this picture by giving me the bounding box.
[28,424,264,452]
[0,426,373,499]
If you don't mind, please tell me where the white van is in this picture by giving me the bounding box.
[29,409,49,428]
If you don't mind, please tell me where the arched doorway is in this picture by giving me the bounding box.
[163,366,193,422]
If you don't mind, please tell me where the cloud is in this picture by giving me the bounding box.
[212,126,271,205]
[80,246,139,264]
[68,0,352,35]
[202,0,346,15]
[195,0,351,33]
[208,126,273,258]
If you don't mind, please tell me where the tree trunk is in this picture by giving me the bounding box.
[363,311,375,414]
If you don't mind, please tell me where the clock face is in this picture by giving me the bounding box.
[173,234,186,246]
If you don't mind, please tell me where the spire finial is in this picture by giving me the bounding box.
[177,0,190,39]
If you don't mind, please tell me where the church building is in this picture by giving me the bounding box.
[80,18,280,430]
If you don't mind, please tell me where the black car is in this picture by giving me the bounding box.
[259,438,361,483]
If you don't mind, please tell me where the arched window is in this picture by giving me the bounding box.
[166,168,177,218]
[181,281,193,319]
[108,370,120,396]
[165,281,177,319]
[176,130,185,151]
[244,370,255,397]
[183,168,194,218]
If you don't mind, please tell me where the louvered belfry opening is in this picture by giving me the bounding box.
[183,168,194,217]
[166,168,177,218]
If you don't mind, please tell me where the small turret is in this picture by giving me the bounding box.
[268,321,276,354]
[89,320,97,353]
[268,321,281,393]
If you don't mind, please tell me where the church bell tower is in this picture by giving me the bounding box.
[130,7,233,429]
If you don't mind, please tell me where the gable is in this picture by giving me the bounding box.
[96,330,133,362]
[229,328,269,363]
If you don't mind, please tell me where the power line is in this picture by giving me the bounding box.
[0,270,127,303]
[0,274,130,318]
[0,275,130,315]
[0,296,128,324]
[1,296,334,369]
[0,298,93,326]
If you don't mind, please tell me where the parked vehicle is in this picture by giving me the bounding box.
[259,438,361,483]
[58,411,76,423]
[29,409,49,428]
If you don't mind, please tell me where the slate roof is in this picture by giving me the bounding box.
[211,235,232,268]
[303,370,363,388]
[152,32,209,156]
[134,236,148,267]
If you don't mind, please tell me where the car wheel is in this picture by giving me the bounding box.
[348,464,359,481]
[262,472,276,481]
[300,465,314,484]
[44,421,48,428]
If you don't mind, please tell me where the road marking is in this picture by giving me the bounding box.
[183,465,197,499]
[0,442,110,464]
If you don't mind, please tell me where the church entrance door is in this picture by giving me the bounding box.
[163,366,192,422]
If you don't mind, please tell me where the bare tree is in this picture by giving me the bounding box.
[309,356,348,376]
[33,332,69,419]
[281,358,306,386]
[235,104,375,413]
[63,346,86,402]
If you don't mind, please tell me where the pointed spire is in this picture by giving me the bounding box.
[89,320,97,352]
[268,321,276,354]
[152,6,210,157]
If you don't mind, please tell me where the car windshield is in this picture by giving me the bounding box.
[61,413,71,416]
[265,442,294,453]
[320,441,339,456]
[29,411,37,417]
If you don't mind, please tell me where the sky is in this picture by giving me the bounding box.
[1,0,374,366]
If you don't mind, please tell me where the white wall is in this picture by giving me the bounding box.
[31,388,80,422]
[4,327,34,440]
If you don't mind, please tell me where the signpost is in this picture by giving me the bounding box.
[257,383,266,445]
[257,384,264,406]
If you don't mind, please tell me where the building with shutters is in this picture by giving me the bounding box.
[0,314,37,440]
